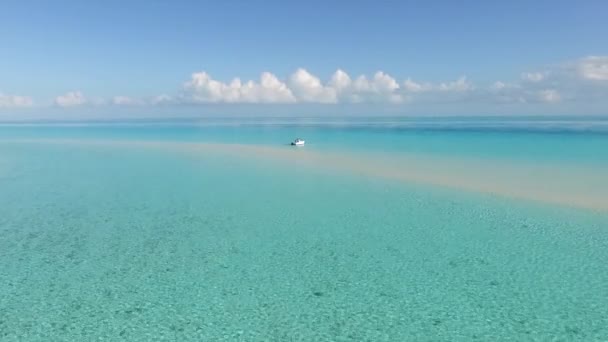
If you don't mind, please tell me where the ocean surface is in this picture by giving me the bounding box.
[1,117,607,341]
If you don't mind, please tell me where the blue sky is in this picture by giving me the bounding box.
[1,0,607,119]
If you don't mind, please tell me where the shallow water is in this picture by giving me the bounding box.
[1,122,608,341]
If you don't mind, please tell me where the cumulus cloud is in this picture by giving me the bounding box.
[182,71,296,104]
[487,81,528,103]
[138,69,475,106]
[151,94,173,105]
[485,55,608,104]
[43,55,608,109]
[491,81,508,90]
[112,96,144,106]
[287,68,336,103]
[328,69,352,92]
[521,72,545,82]
[55,91,88,107]
[402,76,473,96]
[0,92,33,108]
[402,78,432,92]
[438,76,473,92]
[578,56,608,81]
[329,70,403,103]
[539,89,561,103]
[522,56,608,84]
[179,68,407,104]
[353,72,403,103]
[488,81,563,104]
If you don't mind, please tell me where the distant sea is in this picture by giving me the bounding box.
[1,116,607,341]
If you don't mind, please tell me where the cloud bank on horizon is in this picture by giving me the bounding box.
[0,93,33,108]
[1,56,607,110]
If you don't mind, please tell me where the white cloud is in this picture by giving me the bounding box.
[151,94,173,105]
[488,80,564,104]
[371,72,401,97]
[29,55,608,110]
[112,96,143,106]
[177,69,479,105]
[333,71,403,103]
[403,76,473,95]
[0,92,33,108]
[55,91,87,107]
[180,68,405,104]
[403,78,432,92]
[487,81,528,103]
[521,72,545,82]
[490,81,522,92]
[491,81,507,90]
[539,89,560,103]
[288,68,336,103]
[371,72,402,102]
[109,94,172,106]
[328,69,352,93]
[484,56,608,104]
[362,72,399,93]
[182,71,296,104]
[438,76,473,92]
[578,56,608,81]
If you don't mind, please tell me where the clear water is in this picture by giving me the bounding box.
[1,119,607,341]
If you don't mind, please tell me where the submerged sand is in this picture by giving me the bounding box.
[4,138,608,211]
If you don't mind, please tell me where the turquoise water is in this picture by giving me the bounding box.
[1,120,608,341]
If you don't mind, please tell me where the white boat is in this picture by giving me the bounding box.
[291,138,305,146]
